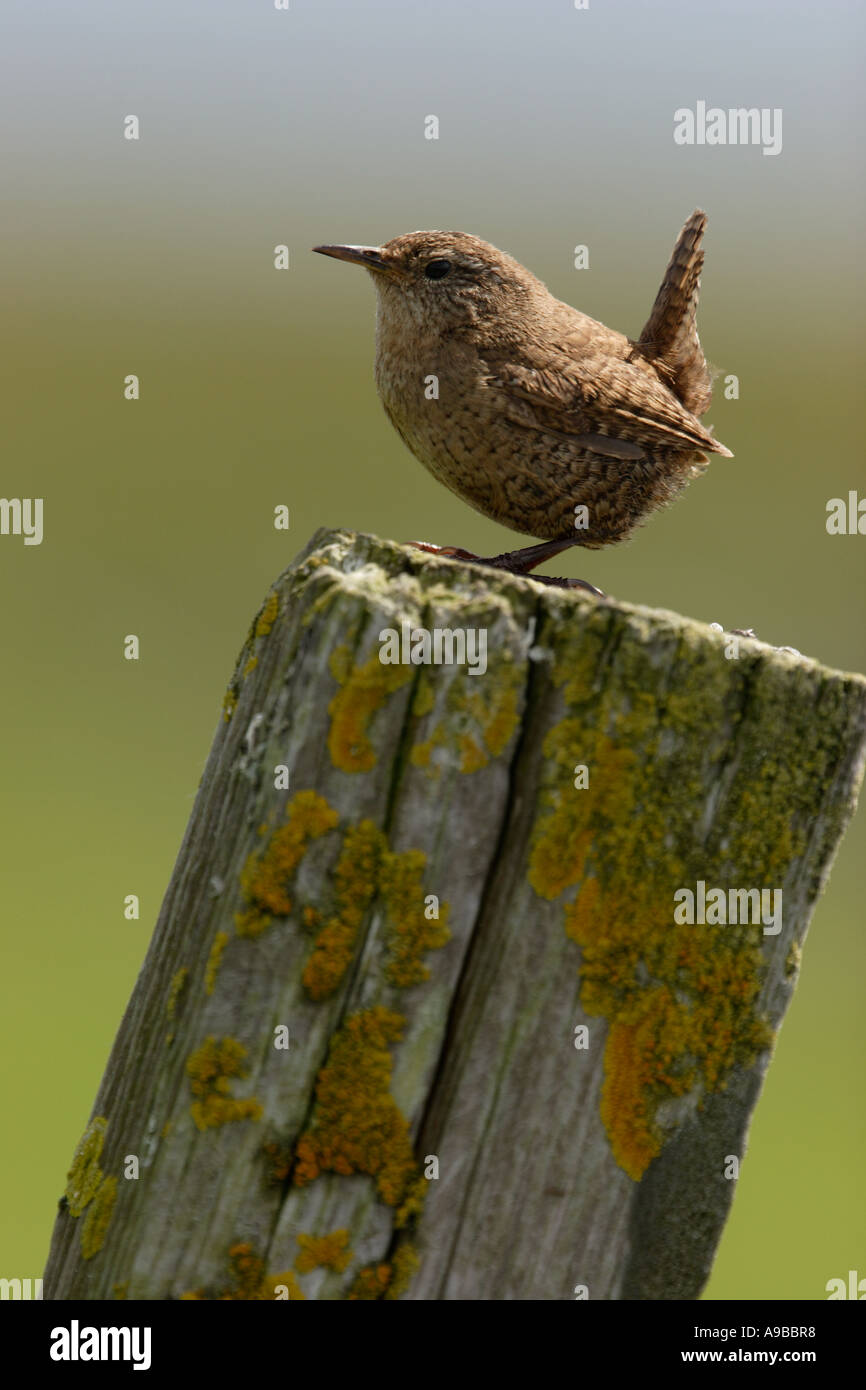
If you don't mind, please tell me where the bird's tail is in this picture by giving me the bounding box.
[636,209,714,418]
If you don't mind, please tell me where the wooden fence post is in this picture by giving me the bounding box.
[43,527,866,1300]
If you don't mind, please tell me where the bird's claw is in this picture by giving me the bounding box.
[408,540,604,596]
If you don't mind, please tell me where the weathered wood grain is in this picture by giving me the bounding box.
[43,527,866,1300]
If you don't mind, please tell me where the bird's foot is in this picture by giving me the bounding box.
[409,540,604,596]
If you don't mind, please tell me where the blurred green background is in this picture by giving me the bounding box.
[1,0,863,1299]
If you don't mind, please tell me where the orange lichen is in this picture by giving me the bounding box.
[183,1242,304,1300]
[301,826,450,999]
[527,630,780,1182]
[327,645,413,773]
[235,790,339,937]
[293,1007,422,1221]
[294,1229,352,1274]
[302,820,384,999]
[347,1264,392,1300]
[263,1140,293,1183]
[347,1244,419,1300]
[186,1036,263,1130]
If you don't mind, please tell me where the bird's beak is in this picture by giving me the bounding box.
[312,244,398,278]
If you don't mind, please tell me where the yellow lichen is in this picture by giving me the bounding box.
[293,1007,422,1219]
[301,824,449,999]
[458,659,522,762]
[186,1036,263,1130]
[385,1243,420,1299]
[242,656,258,678]
[327,646,413,773]
[165,967,189,1044]
[65,1116,108,1218]
[412,675,435,717]
[255,592,279,638]
[525,621,802,1181]
[205,931,229,995]
[410,656,523,776]
[222,688,237,723]
[302,820,384,1000]
[235,790,339,937]
[380,847,451,989]
[458,734,487,774]
[294,1228,352,1274]
[409,734,438,770]
[80,1175,118,1260]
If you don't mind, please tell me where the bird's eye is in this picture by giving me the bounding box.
[424,258,452,280]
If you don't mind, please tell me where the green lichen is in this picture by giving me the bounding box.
[80,1175,118,1260]
[293,1007,425,1224]
[165,967,189,1044]
[205,931,229,995]
[186,1036,263,1130]
[235,789,339,937]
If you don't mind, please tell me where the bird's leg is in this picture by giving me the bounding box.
[410,538,604,596]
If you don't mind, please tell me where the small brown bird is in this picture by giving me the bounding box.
[314,211,731,591]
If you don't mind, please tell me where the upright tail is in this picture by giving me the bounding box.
[637,209,714,419]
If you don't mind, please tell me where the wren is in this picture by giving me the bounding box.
[313,211,731,593]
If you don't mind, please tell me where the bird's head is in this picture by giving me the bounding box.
[313,231,542,338]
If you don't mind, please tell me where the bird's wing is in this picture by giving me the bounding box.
[486,347,731,459]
